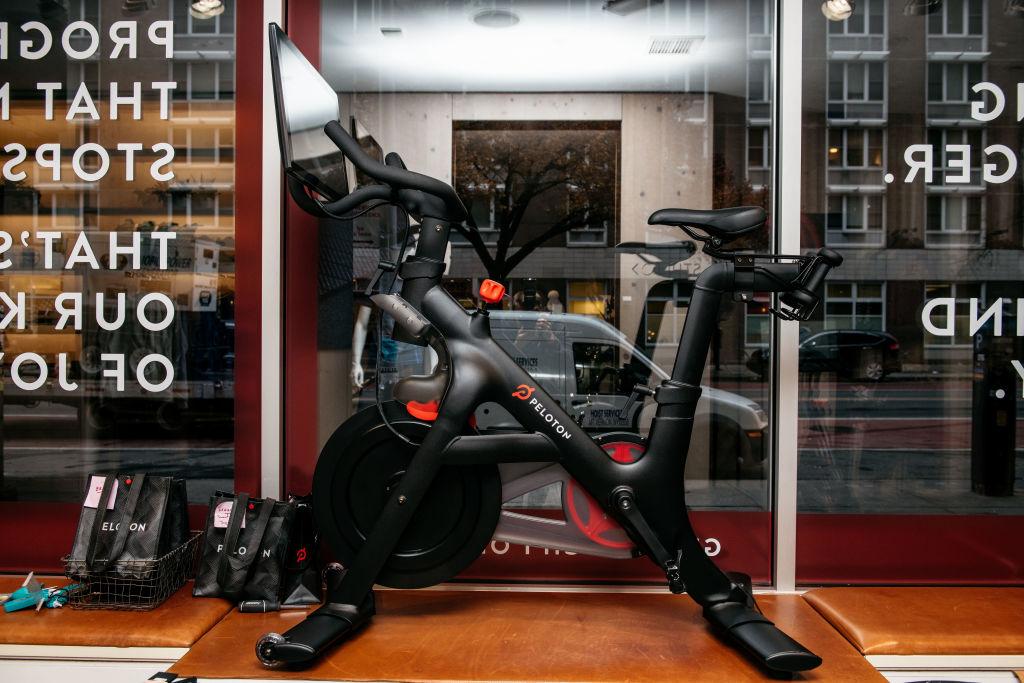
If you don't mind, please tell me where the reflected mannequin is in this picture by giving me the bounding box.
[351,225,452,389]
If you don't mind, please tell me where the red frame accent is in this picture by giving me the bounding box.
[282,0,322,496]
[0,0,264,573]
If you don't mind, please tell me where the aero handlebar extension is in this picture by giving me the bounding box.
[779,247,843,314]
[322,120,468,222]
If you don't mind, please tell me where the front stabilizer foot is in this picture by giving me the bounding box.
[255,592,376,668]
[704,601,822,674]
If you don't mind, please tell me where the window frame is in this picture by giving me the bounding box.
[927,0,987,38]
[927,62,986,104]
[827,127,885,170]
[925,193,985,247]
[823,281,886,331]
[827,61,887,121]
[827,0,886,38]
[825,193,886,247]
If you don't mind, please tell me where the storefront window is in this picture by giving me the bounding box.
[0,1,237,504]
[307,0,778,582]
[798,0,1023,582]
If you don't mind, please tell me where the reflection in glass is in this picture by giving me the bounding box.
[0,1,238,503]
[799,0,1023,582]
[319,0,779,579]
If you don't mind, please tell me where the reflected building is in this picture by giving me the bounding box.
[791,0,1023,369]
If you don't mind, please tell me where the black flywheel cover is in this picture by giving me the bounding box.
[312,404,501,589]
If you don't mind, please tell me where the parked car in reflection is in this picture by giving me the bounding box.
[746,329,901,381]
[478,312,769,480]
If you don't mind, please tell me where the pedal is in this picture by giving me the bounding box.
[664,553,685,594]
[611,488,685,593]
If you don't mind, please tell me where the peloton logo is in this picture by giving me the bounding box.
[512,384,536,401]
[512,384,572,441]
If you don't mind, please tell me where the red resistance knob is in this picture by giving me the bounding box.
[478,279,506,304]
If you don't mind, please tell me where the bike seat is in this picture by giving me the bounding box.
[648,206,766,241]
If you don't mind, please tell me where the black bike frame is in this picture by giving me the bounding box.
[323,213,802,610]
[266,24,832,668]
[270,205,827,672]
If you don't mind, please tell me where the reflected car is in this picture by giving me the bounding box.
[477,312,769,480]
[746,329,901,381]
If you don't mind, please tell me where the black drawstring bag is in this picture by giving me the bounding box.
[193,492,295,601]
[281,494,322,606]
[68,473,190,578]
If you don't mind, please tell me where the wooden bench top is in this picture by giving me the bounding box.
[804,587,1024,656]
[0,576,232,649]
[173,589,882,681]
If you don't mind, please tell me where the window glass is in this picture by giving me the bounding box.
[799,0,1023,583]
[573,343,621,395]
[0,1,237,504]
[319,0,777,583]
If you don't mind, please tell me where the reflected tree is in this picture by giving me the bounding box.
[453,122,619,280]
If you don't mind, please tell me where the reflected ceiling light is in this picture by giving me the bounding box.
[829,147,840,154]
[191,0,224,20]
[1005,0,1024,15]
[822,0,854,20]
[472,9,520,29]
[903,0,942,15]
[648,35,704,55]
[603,0,665,16]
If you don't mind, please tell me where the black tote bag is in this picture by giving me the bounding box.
[193,492,295,601]
[281,494,321,606]
[67,473,190,578]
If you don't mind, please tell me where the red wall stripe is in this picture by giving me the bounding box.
[282,0,323,495]
[233,0,264,497]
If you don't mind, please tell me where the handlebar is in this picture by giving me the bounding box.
[323,121,467,222]
[778,247,843,318]
[320,184,394,216]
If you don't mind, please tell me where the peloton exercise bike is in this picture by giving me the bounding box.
[261,24,843,675]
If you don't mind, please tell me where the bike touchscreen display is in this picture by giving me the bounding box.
[269,24,350,201]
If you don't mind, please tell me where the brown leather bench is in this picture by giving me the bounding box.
[803,587,1024,657]
[0,575,232,650]
[173,589,883,681]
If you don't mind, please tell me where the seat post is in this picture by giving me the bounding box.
[669,263,732,386]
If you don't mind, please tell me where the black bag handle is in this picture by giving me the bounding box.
[215,495,277,592]
[86,473,147,572]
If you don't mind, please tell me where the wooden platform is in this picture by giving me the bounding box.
[804,587,1024,656]
[172,589,882,682]
[0,576,232,650]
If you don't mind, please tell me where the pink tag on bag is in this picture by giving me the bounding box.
[213,500,246,529]
[83,476,117,510]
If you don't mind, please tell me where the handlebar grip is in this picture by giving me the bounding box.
[816,247,843,267]
[779,247,842,315]
[801,247,843,295]
[323,121,467,221]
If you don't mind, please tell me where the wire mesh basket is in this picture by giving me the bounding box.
[62,531,202,610]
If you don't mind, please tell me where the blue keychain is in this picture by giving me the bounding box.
[2,573,81,612]
[3,572,48,613]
